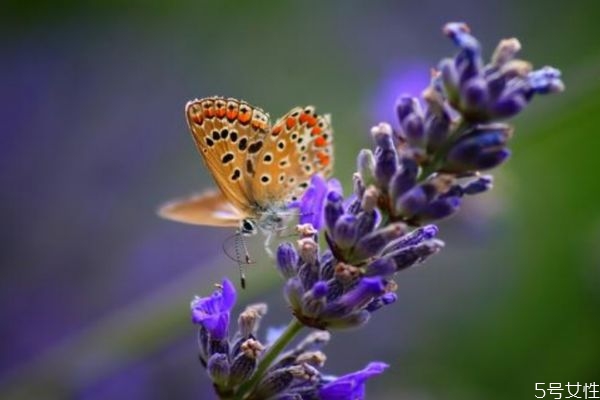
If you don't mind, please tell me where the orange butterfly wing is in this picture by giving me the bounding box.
[185,97,270,217]
[249,106,334,206]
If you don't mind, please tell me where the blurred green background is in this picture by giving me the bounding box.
[1,1,598,399]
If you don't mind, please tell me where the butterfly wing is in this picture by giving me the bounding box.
[186,97,271,216]
[158,189,244,227]
[249,105,334,206]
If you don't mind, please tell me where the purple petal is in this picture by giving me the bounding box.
[319,362,389,400]
[297,174,328,229]
[220,278,237,311]
[528,66,564,94]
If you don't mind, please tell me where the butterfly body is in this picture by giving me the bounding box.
[159,96,334,255]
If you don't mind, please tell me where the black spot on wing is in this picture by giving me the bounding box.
[238,138,248,151]
[248,141,263,154]
[222,153,234,164]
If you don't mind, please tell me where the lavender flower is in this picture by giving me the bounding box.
[359,22,563,224]
[439,22,564,122]
[191,278,236,341]
[190,279,387,399]
[183,22,563,399]
[276,177,443,330]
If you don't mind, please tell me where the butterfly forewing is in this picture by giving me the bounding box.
[186,97,271,216]
[249,105,334,206]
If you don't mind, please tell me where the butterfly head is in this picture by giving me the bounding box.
[240,219,258,236]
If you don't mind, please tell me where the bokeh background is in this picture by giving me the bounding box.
[1,1,599,399]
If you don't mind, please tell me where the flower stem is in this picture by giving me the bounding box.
[234,318,304,399]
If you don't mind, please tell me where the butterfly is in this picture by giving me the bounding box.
[159,97,334,259]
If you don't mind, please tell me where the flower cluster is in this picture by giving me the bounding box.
[191,279,388,399]
[279,181,443,330]
[355,22,563,225]
[187,22,564,399]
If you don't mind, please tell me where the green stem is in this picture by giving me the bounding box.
[234,318,304,399]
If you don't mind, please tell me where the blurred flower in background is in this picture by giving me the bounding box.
[368,62,430,127]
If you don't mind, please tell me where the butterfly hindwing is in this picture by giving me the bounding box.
[158,189,243,227]
[249,105,334,207]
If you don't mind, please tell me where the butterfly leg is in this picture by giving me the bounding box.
[263,231,275,258]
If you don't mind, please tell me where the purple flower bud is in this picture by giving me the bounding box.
[463,175,493,194]
[396,96,417,121]
[276,242,299,279]
[403,114,426,147]
[485,69,507,100]
[394,185,429,217]
[439,58,460,106]
[324,191,344,234]
[389,158,418,200]
[295,174,330,230]
[303,281,329,316]
[443,22,477,54]
[253,367,296,399]
[420,196,461,221]
[324,277,386,317]
[354,210,378,239]
[491,92,528,119]
[319,362,389,400]
[370,122,395,149]
[460,77,489,115]
[386,239,444,271]
[320,256,336,281]
[284,277,305,311]
[528,66,565,94]
[383,224,439,254]
[353,223,408,260]
[424,106,452,153]
[207,353,229,385]
[364,257,397,277]
[396,97,425,146]
[229,351,257,386]
[374,147,398,189]
[445,126,511,172]
[456,51,482,88]
[208,339,229,357]
[476,148,511,170]
[191,278,237,341]
[333,214,358,248]
[310,281,329,299]
[366,292,397,312]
